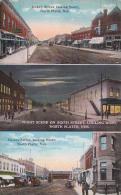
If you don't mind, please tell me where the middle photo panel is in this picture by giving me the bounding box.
[0,65,121,131]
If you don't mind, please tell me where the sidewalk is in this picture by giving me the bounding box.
[0,108,38,123]
[74,183,117,195]
[56,45,121,60]
[0,45,37,64]
[64,110,121,124]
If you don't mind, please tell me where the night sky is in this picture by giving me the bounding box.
[0,65,121,103]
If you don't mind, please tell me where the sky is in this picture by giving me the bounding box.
[0,131,92,171]
[1,65,121,103]
[9,0,121,40]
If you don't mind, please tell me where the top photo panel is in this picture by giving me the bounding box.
[0,0,121,65]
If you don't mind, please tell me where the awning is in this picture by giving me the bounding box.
[89,37,104,44]
[72,40,82,45]
[101,98,121,105]
[0,175,14,180]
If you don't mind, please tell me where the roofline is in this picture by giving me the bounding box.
[1,0,31,31]
[0,154,25,166]
[0,70,25,91]
[71,79,121,96]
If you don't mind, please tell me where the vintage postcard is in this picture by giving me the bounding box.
[0,0,121,64]
[0,131,121,195]
[0,65,121,131]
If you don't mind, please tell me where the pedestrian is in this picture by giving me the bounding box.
[116,183,119,195]
[85,181,89,195]
[82,181,85,195]
[8,110,11,119]
[91,183,97,195]
[4,111,7,120]
[105,184,108,195]
[11,110,15,121]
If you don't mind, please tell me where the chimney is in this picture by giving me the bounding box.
[9,72,12,78]
[104,9,108,16]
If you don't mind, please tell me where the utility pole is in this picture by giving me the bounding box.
[101,73,103,120]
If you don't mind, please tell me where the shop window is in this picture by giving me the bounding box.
[100,136,107,150]
[100,162,107,180]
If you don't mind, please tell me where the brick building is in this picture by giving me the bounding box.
[93,132,121,193]
[71,27,92,47]
[0,71,25,115]
[19,158,35,178]
[0,0,37,57]
[91,7,121,49]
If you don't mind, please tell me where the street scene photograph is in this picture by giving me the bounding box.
[0,65,121,130]
[0,131,121,195]
[0,0,121,64]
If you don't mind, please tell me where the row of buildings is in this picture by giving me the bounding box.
[56,78,121,117]
[72,132,121,194]
[0,154,49,179]
[49,6,121,50]
[0,70,32,115]
[0,0,38,57]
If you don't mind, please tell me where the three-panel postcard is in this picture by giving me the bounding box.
[0,0,121,195]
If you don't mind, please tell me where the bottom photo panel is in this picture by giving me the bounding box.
[0,131,121,195]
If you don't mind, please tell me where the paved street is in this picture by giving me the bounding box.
[0,45,37,65]
[28,45,121,64]
[0,180,77,195]
[0,106,121,131]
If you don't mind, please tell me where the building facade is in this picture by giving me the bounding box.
[0,0,37,57]
[69,79,121,116]
[93,132,121,193]
[91,7,121,49]
[19,158,35,178]
[0,154,26,177]
[0,71,25,115]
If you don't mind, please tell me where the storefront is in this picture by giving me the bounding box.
[89,37,105,49]
[0,30,27,58]
[101,98,121,115]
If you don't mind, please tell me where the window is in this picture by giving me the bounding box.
[110,24,118,32]
[3,12,6,27]
[100,162,107,180]
[7,163,9,170]
[116,89,120,97]
[100,136,107,150]
[111,136,116,150]
[94,147,96,158]
[3,162,6,170]
[109,88,113,97]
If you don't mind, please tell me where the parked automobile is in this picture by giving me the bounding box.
[65,179,75,188]
[31,177,41,186]
[14,176,27,187]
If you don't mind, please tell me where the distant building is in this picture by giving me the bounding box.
[35,165,49,178]
[0,71,25,115]
[93,132,121,193]
[69,79,121,116]
[19,158,35,178]
[71,27,92,47]
[0,154,26,177]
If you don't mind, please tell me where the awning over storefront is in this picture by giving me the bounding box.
[0,175,14,180]
[72,40,82,45]
[89,37,104,44]
[101,98,121,105]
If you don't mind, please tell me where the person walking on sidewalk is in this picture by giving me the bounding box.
[91,183,96,195]
[82,181,89,195]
